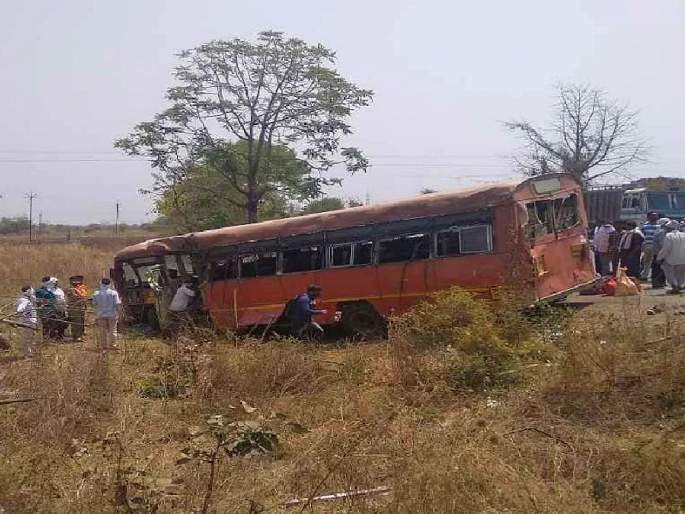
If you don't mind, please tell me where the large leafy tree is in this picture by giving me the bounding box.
[156,141,310,231]
[116,31,373,223]
[506,84,646,184]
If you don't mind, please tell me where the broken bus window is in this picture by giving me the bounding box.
[378,233,430,264]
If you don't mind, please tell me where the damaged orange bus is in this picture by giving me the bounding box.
[114,173,596,336]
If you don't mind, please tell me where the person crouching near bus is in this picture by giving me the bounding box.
[92,278,122,349]
[651,218,671,289]
[291,285,328,339]
[66,275,89,342]
[167,279,198,334]
[16,285,39,357]
[656,220,685,295]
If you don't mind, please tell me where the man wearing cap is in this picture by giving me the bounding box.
[657,220,685,294]
[290,284,328,339]
[66,275,89,341]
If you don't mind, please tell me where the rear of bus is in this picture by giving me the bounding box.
[515,175,596,300]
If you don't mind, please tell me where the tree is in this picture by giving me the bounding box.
[156,141,308,231]
[115,31,373,223]
[505,84,646,184]
[300,196,365,214]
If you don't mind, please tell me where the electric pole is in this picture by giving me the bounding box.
[26,192,38,243]
[115,201,120,235]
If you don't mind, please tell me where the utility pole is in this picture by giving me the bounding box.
[115,201,120,235]
[26,192,38,243]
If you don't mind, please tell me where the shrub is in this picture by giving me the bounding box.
[390,287,521,392]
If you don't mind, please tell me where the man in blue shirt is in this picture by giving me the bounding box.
[641,211,660,280]
[290,284,327,339]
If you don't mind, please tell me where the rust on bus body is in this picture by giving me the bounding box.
[114,173,596,333]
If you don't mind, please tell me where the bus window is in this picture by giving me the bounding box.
[240,252,278,278]
[282,246,323,273]
[122,262,139,287]
[354,241,373,265]
[436,228,460,257]
[378,233,430,264]
[460,225,492,253]
[526,201,554,238]
[164,255,180,275]
[180,254,195,275]
[210,258,236,282]
[331,244,353,267]
[554,194,579,231]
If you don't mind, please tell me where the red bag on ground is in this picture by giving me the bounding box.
[602,276,618,296]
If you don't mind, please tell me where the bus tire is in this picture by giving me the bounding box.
[340,303,386,340]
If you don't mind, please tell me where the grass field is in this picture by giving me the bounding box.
[1,244,684,513]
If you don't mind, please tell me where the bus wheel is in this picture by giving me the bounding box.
[341,303,386,340]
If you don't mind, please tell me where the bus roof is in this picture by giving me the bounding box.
[115,174,577,261]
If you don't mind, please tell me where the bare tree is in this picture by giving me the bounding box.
[506,84,647,184]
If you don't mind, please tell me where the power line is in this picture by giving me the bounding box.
[0,158,145,163]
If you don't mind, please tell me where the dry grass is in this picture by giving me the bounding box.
[1,247,685,513]
[0,242,114,297]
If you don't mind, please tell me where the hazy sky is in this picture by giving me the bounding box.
[1,0,683,224]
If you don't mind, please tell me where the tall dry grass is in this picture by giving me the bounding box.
[1,253,684,514]
[0,243,113,296]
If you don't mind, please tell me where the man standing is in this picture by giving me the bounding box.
[592,221,616,276]
[641,211,660,280]
[66,275,89,342]
[657,220,685,294]
[35,276,62,340]
[619,221,645,278]
[92,278,122,349]
[290,284,328,339]
[651,218,671,289]
[16,285,39,357]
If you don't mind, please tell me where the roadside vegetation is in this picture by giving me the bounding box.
[1,244,684,512]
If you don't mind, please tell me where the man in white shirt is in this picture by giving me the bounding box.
[16,285,39,357]
[168,281,197,333]
[169,281,197,313]
[593,221,616,275]
[91,278,122,349]
[656,220,685,294]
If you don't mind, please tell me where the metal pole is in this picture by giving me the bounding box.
[26,192,37,243]
[115,201,120,235]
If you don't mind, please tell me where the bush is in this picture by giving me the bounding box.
[390,287,522,392]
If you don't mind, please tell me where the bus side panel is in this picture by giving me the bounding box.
[374,261,428,315]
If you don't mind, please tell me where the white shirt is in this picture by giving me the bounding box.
[169,284,196,312]
[593,224,615,253]
[53,287,66,312]
[16,296,38,325]
[657,231,685,266]
[92,286,122,319]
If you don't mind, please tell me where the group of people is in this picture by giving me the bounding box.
[593,211,685,293]
[14,276,122,357]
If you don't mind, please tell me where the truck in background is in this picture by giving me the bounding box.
[584,177,685,227]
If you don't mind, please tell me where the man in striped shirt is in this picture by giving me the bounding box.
[641,211,660,280]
